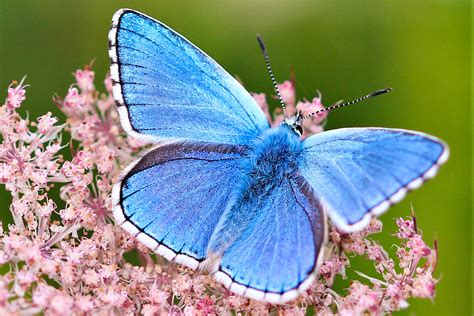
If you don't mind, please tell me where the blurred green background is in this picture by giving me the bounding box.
[0,0,470,314]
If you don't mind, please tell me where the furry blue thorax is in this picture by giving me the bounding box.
[241,123,303,199]
[207,123,303,254]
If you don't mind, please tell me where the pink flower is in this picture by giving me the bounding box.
[104,73,113,93]
[29,169,48,185]
[38,199,56,217]
[252,92,273,124]
[386,282,405,302]
[396,217,416,239]
[172,274,193,295]
[6,81,26,109]
[0,281,9,307]
[15,269,37,294]
[195,296,215,314]
[60,207,77,222]
[297,95,327,125]
[0,164,12,184]
[319,256,347,283]
[149,285,169,306]
[367,244,384,261]
[412,274,436,298]
[94,145,116,174]
[63,87,82,109]
[60,263,76,285]
[0,250,8,265]
[142,304,161,316]
[75,295,95,312]
[74,68,95,92]
[339,309,356,316]
[277,80,296,108]
[25,244,42,265]
[50,292,74,315]
[37,112,58,134]
[183,305,196,315]
[100,289,128,307]
[40,259,58,277]
[223,294,246,310]
[282,307,306,315]
[407,235,431,257]
[82,269,101,286]
[32,284,56,308]
[99,264,118,281]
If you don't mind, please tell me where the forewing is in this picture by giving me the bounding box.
[213,174,326,304]
[299,128,449,232]
[112,142,243,268]
[109,9,269,145]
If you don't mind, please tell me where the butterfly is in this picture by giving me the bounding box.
[108,9,449,304]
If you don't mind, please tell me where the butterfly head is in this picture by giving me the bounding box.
[283,112,303,137]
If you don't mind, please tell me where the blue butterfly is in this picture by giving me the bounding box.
[108,9,449,304]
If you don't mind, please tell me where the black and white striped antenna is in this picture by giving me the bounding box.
[256,34,288,118]
[301,88,393,121]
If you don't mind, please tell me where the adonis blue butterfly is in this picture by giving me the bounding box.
[108,9,449,304]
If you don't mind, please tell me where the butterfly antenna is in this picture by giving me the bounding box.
[301,88,393,120]
[256,34,287,118]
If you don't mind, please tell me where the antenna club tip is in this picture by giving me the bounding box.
[256,34,267,53]
[369,88,393,97]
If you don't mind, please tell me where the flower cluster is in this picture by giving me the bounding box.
[0,66,438,315]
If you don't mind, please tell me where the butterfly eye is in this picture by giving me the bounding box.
[295,125,303,136]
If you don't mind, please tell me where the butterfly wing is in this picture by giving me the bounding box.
[299,128,449,232]
[112,143,243,268]
[108,9,269,145]
[212,174,326,304]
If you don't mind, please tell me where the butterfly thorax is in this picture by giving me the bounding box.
[239,123,303,201]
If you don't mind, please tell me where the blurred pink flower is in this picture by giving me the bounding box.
[37,112,58,134]
[0,66,439,315]
[74,68,95,92]
[6,79,27,109]
[297,95,327,124]
[63,87,83,110]
[407,235,431,257]
[297,95,327,137]
[196,295,216,314]
[251,92,273,123]
[277,80,296,109]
